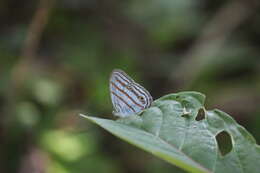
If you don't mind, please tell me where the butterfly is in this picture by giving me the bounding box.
[109,69,153,117]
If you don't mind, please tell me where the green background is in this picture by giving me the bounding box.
[0,0,259,173]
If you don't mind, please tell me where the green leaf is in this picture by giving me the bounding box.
[80,91,260,173]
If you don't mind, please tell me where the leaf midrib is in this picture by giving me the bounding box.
[154,107,213,173]
[148,124,212,173]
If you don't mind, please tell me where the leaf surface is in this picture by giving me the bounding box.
[80,92,260,173]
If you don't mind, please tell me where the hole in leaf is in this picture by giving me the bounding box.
[181,113,189,118]
[216,131,233,156]
[195,108,205,121]
[181,107,191,118]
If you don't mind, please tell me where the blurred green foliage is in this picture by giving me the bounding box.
[0,0,259,173]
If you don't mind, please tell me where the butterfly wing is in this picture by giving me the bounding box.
[109,69,153,117]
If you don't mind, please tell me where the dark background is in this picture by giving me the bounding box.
[0,0,259,172]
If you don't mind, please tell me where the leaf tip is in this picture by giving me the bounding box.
[78,113,96,122]
[78,114,103,125]
[78,113,89,118]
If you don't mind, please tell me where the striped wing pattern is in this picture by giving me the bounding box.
[109,69,153,117]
